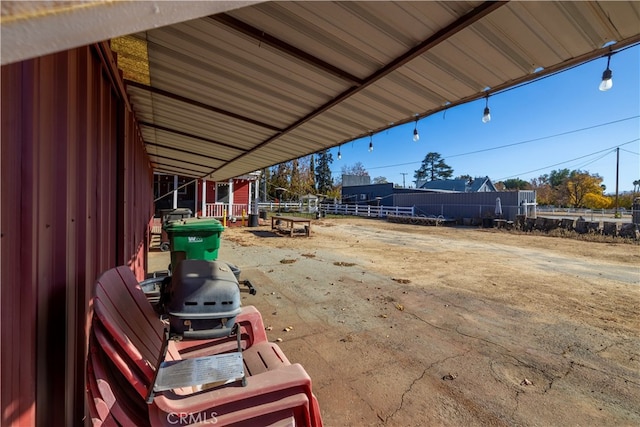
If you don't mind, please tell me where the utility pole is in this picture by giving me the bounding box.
[615,147,619,217]
[400,173,407,188]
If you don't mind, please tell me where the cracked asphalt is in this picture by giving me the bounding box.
[149,216,640,426]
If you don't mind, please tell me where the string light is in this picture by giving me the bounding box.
[599,53,613,91]
[368,133,373,152]
[482,93,491,123]
[337,145,342,160]
[413,115,420,142]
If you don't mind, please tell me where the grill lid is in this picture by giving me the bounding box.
[167,259,241,320]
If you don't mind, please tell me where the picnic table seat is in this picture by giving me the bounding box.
[87,265,322,426]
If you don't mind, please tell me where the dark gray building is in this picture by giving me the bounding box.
[394,190,536,221]
[341,178,535,221]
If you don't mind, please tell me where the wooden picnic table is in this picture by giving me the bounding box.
[271,216,312,237]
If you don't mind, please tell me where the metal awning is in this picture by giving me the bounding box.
[4,1,640,181]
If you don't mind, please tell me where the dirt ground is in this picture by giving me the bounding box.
[149,217,640,427]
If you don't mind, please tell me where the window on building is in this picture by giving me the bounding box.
[154,175,174,200]
[216,183,229,203]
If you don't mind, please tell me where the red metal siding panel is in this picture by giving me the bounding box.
[1,58,37,427]
[1,44,154,426]
[233,179,250,205]
[119,108,154,280]
[205,180,217,203]
[65,47,82,424]
[33,51,70,424]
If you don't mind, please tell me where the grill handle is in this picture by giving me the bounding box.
[182,327,234,340]
[240,279,257,295]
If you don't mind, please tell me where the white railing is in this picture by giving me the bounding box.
[204,203,249,218]
[321,203,414,218]
[204,202,414,218]
[537,207,632,217]
[257,202,306,212]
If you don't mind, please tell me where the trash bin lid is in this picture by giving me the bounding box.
[163,217,224,232]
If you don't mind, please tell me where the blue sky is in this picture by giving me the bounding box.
[329,44,639,193]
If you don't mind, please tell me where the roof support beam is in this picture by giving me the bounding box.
[211,13,365,85]
[152,166,201,178]
[139,121,248,153]
[150,154,215,170]
[209,0,508,180]
[126,80,282,132]
[151,161,207,175]
[144,141,227,162]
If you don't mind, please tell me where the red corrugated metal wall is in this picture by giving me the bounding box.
[204,180,217,203]
[1,44,153,426]
[233,180,250,205]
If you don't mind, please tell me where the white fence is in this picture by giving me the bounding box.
[537,206,632,218]
[258,202,309,212]
[202,202,635,223]
[322,203,414,218]
[204,202,415,218]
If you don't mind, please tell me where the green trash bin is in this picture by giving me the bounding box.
[163,217,225,271]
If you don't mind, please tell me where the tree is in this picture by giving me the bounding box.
[549,169,570,187]
[414,152,453,182]
[563,170,604,208]
[341,162,369,176]
[309,154,316,191]
[373,176,388,184]
[530,176,554,206]
[315,150,334,195]
[288,156,316,197]
[583,193,611,209]
[269,162,291,200]
[502,178,530,190]
[612,191,637,209]
[290,158,300,194]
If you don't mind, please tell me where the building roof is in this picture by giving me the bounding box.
[3,1,640,180]
[420,177,496,192]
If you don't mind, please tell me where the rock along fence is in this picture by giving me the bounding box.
[516,216,639,239]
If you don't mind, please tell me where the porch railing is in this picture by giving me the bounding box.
[204,203,249,218]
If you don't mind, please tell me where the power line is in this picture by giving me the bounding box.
[331,115,639,174]
[619,147,639,156]
[446,116,638,158]
[496,138,639,181]
[571,149,617,171]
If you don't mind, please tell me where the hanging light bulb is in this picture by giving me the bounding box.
[482,94,491,123]
[368,133,373,152]
[337,145,342,160]
[413,117,420,142]
[599,54,613,92]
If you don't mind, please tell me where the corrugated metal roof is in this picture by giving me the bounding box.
[115,1,640,181]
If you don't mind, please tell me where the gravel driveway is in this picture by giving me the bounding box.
[149,217,640,426]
